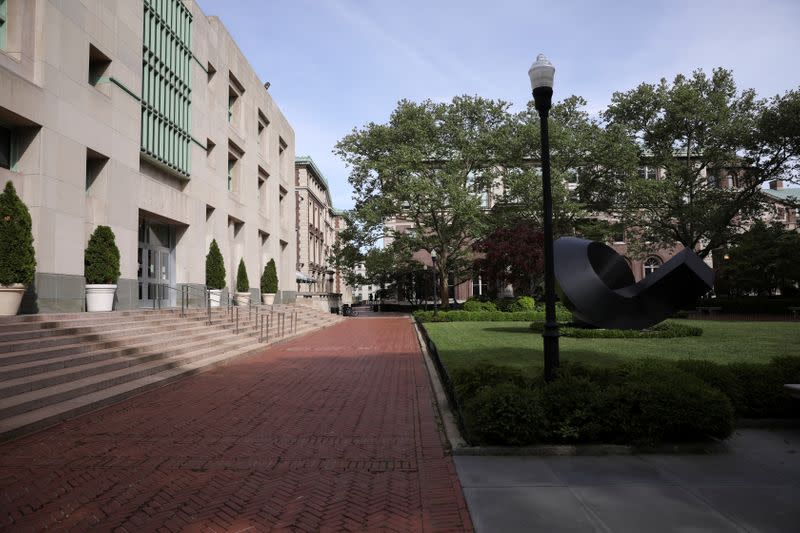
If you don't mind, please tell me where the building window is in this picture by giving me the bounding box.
[472,271,485,297]
[279,187,287,219]
[257,167,268,212]
[227,153,237,192]
[257,111,269,157]
[207,61,216,83]
[0,0,6,50]
[228,73,244,126]
[141,0,192,177]
[86,148,108,192]
[638,166,657,180]
[88,44,111,87]
[644,256,662,277]
[0,125,11,169]
[726,173,737,188]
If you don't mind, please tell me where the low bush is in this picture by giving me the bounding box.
[415,306,572,323]
[463,384,547,445]
[450,361,738,446]
[529,321,703,338]
[695,297,800,315]
[462,298,498,312]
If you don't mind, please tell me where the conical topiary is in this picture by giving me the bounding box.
[236,258,249,292]
[0,181,36,286]
[205,239,225,289]
[261,259,278,293]
[84,225,120,284]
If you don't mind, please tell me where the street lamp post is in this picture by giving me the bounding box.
[529,53,560,382]
[431,250,439,317]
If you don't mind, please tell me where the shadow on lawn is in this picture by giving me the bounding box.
[442,346,629,370]
[481,326,534,334]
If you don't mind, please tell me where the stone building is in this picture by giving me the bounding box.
[0,0,297,312]
[294,156,336,293]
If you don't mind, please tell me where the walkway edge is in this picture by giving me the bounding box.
[412,319,468,451]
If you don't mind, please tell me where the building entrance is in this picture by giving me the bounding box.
[138,219,174,307]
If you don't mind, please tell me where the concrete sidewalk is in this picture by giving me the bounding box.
[0,318,471,531]
[457,427,800,532]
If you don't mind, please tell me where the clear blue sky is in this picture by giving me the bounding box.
[196,0,800,209]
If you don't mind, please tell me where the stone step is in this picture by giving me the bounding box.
[0,342,266,442]
[0,333,255,420]
[0,328,246,397]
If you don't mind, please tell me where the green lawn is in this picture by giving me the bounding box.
[424,320,800,376]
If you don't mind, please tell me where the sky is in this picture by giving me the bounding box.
[196,0,800,209]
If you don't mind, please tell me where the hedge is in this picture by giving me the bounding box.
[695,297,800,314]
[415,306,572,323]
[530,320,703,338]
[447,356,800,446]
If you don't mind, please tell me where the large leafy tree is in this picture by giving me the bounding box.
[717,222,800,296]
[587,68,800,258]
[335,95,516,308]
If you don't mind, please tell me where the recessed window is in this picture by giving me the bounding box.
[228,72,244,126]
[227,153,237,192]
[85,148,109,192]
[207,61,216,83]
[206,138,215,157]
[257,111,269,157]
[257,167,269,212]
[279,186,287,219]
[88,44,111,87]
[0,125,10,169]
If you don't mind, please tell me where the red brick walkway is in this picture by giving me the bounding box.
[0,318,472,532]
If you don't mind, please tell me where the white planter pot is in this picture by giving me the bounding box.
[86,284,116,312]
[0,284,26,316]
[235,292,250,306]
[261,293,275,305]
[209,289,222,308]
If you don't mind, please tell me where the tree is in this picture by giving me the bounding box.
[588,68,800,258]
[261,259,278,294]
[0,181,36,286]
[235,259,249,293]
[475,222,544,297]
[205,239,225,290]
[84,225,120,284]
[335,95,516,308]
[717,222,800,296]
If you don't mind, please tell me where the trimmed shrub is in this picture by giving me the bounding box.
[84,225,120,284]
[727,362,794,418]
[261,259,278,293]
[602,363,734,444]
[463,298,497,312]
[671,360,744,412]
[695,297,800,315]
[415,310,544,322]
[530,321,703,338]
[463,383,547,445]
[235,259,249,292]
[0,181,36,286]
[451,362,532,399]
[513,296,536,311]
[541,375,604,442]
[205,240,226,289]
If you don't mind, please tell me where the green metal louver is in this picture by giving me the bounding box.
[141,0,192,177]
[0,0,7,50]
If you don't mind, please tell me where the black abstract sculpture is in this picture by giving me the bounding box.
[554,237,714,330]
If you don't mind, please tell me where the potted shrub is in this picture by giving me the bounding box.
[261,259,278,305]
[235,258,250,306]
[84,225,120,312]
[0,182,36,315]
[205,239,225,307]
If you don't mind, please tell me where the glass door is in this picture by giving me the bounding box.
[138,219,173,307]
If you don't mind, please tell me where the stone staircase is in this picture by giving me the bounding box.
[0,304,343,442]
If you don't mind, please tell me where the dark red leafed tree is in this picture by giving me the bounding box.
[475,223,545,297]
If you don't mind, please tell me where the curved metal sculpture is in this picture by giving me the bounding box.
[554,237,714,330]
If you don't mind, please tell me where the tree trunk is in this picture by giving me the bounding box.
[439,273,449,310]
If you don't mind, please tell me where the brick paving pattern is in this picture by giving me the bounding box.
[0,318,472,532]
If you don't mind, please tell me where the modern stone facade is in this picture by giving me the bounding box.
[0,0,297,312]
